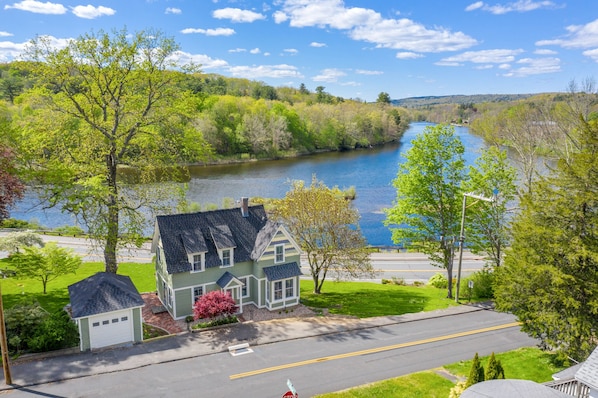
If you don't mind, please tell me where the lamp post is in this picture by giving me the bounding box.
[455,192,495,303]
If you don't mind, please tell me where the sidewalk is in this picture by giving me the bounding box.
[0,303,492,390]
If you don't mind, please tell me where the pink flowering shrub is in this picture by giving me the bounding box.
[192,290,238,321]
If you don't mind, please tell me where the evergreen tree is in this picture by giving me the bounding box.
[494,119,598,361]
[465,353,485,388]
[485,352,505,380]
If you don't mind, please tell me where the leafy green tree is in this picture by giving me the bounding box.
[18,28,209,273]
[385,124,466,298]
[494,119,598,361]
[485,352,505,380]
[376,92,391,105]
[465,353,485,388]
[273,176,374,294]
[463,146,518,268]
[8,242,81,294]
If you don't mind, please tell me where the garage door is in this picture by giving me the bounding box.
[89,309,133,349]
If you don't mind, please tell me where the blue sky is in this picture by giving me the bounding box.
[1,0,598,101]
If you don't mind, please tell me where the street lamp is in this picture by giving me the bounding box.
[455,191,496,303]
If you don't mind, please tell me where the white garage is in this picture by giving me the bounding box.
[68,272,145,351]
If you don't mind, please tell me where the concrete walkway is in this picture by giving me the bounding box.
[0,303,492,390]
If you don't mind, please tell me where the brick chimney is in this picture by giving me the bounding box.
[240,197,249,217]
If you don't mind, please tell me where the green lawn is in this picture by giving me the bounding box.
[0,260,155,313]
[315,347,568,397]
[300,279,457,318]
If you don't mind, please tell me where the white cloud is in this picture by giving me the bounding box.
[396,52,423,59]
[275,0,477,53]
[310,42,326,48]
[440,49,524,64]
[312,68,346,82]
[534,48,557,55]
[71,5,115,19]
[229,48,246,53]
[169,50,229,70]
[465,0,562,15]
[250,48,261,54]
[165,7,181,15]
[283,48,298,55]
[4,0,67,14]
[355,69,383,75]
[0,40,28,62]
[180,28,235,36]
[537,19,598,49]
[213,7,265,23]
[582,48,598,63]
[0,32,14,37]
[465,1,484,11]
[504,57,561,76]
[228,64,304,79]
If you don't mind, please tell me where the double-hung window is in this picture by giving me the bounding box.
[193,286,203,303]
[275,244,285,263]
[285,279,294,298]
[274,281,283,301]
[222,249,232,267]
[192,254,203,272]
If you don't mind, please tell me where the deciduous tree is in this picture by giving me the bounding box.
[18,28,209,273]
[385,124,466,298]
[0,231,44,253]
[462,146,518,268]
[273,176,374,294]
[494,119,598,361]
[8,242,81,294]
[0,140,24,223]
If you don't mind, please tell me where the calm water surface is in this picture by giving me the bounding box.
[12,122,486,246]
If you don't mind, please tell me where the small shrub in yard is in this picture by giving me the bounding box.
[193,290,238,321]
[428,272,448,289]
[464,269,495,299]
[5,303,79,354]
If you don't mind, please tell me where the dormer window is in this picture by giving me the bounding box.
[275,244,285,263]
[192,253,204,272]
[221,249,232,267]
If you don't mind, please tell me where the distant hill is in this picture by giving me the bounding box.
[392,93,536,108]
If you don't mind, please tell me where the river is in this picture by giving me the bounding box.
[10,122,486,246]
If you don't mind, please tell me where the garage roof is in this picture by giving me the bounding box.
[68,272,145,318]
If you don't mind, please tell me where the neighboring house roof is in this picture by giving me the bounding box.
[576,346,598,391]
[68,272,144,319]
[156,205,278,275]
[263,262,302,281]
[461,379,573,398]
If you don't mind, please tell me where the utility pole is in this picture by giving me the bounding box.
[0,284,11,385]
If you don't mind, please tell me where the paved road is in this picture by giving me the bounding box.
[0,306,536,397]
[0,231,485,282]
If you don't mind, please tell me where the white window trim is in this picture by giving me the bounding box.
[272,277,295,303]
[274,244,285,264]
[189,253,205,273]
[220,248,233,267]
[192,285,204,304]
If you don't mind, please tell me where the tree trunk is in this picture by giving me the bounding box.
[446,247,454,299]
[104,152,119,274]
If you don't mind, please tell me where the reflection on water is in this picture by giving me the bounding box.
[11,123,486,246]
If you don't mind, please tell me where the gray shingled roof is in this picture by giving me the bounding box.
[576,347,598,391]
[156,205,274,275]
[68,272,144,319]
[210,225,236,250]
[217,271,242,288]
[263,262,302,281]
[461,379,573,398]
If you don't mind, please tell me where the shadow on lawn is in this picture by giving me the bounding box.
[3,290,71,313]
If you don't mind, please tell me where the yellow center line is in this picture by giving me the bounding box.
[229,322,520,380]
